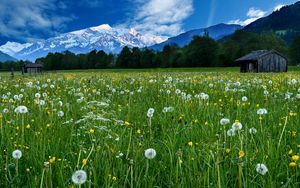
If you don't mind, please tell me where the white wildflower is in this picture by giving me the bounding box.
[144,148,157,159]
[72,170,87,185]
[256,164,268,175]
[12,149,22,159]
[147,108,155,118]
[220,118,230,125]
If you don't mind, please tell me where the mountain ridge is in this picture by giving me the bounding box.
[0,24,165,61]
[150,23,243,51]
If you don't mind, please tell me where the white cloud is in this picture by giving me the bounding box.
[228,7,267,26]
[121,0,193,38]
[0,0,74,42]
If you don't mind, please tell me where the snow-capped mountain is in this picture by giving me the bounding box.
[0,24,165,61]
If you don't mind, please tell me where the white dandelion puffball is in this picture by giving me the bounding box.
[232,122,242,131]
[227,128,236,137]
[147,108,155,118]
[57,111,64,117]
[249,128,257,135]
[72,170,87,185]
[220,118,230,125]
[144,148,157,159]
[256,163,268,175]
[14,106,28,114]
[257,108,268,115]
[12,150,22,159]
[242,96,248,102]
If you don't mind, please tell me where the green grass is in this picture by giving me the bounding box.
[0,68,300,187]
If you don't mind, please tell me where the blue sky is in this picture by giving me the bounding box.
[0,0,298,45]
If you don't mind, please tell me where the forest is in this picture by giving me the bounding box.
[1,30,300,70]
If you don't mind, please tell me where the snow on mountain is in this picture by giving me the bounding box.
[0,42,33,56]
[0,24,165,61]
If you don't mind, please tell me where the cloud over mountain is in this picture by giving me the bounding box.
[228,7,267,26]
[123,0,194,38]
[0,0,74,42]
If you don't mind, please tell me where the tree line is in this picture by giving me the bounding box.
[2,30,300,69]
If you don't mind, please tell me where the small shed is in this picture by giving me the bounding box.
[236,50,288,73]
[22,63,43,74]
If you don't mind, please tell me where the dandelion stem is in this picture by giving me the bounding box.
[16,159,19,177]
[21,115,25,145]
[40,168,45,188]
[277,116,288,149]
[81,144,94,169]
[76,148,82,169]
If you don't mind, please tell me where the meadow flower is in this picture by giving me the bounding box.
[72,170,87,185]
[39,100,46,106]
[12,149,22,159]
[227,128,236,136]
[249,128,257,135]
[239,150,245,158]
[57,111,64,117]
[14,106,28,114]
[144,148,157,159]
[257,108,268,115]
[35,93,41,98]
[220,118,230,125]
[256,163,268,175]
[232,121,242,131]
[242,96,248,102]
[147,108,155,118]
[2,108,9,113]
[162,107,174,113]
[289,162,297,167]
[292,155,299,161]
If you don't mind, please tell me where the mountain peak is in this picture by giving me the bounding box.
[129,28,139,36]
[90,24,112,31]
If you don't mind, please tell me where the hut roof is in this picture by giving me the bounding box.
[235,50,287,62]
[24,63,43,68]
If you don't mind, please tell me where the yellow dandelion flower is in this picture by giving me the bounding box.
[188,141,193,147]
[289,162,297,167]
[82,159,87,166]
[49,157,56,164]
[124,121,130,126]
[89,128,95,134]
[292,155,299,161]
[239,150,245,158]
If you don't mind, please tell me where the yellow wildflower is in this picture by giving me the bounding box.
[292,155,299,161]
[239,150,245,158]
[289,162,297,167]
[89,128,95,134]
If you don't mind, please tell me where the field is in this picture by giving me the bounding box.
[1,68,300,187]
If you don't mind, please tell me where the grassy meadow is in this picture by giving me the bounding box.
[1,68,300,187]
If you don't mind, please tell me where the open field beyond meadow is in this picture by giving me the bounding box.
[1,68,300,187]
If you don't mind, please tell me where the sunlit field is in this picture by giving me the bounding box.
[1,68,300,187]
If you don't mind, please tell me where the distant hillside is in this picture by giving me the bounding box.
[0,51,17,62]
[150,24,242,51]
[244,1,300,42]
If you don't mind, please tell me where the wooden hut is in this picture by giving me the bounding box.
[236,50,288,73]
[22,63,43,74]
